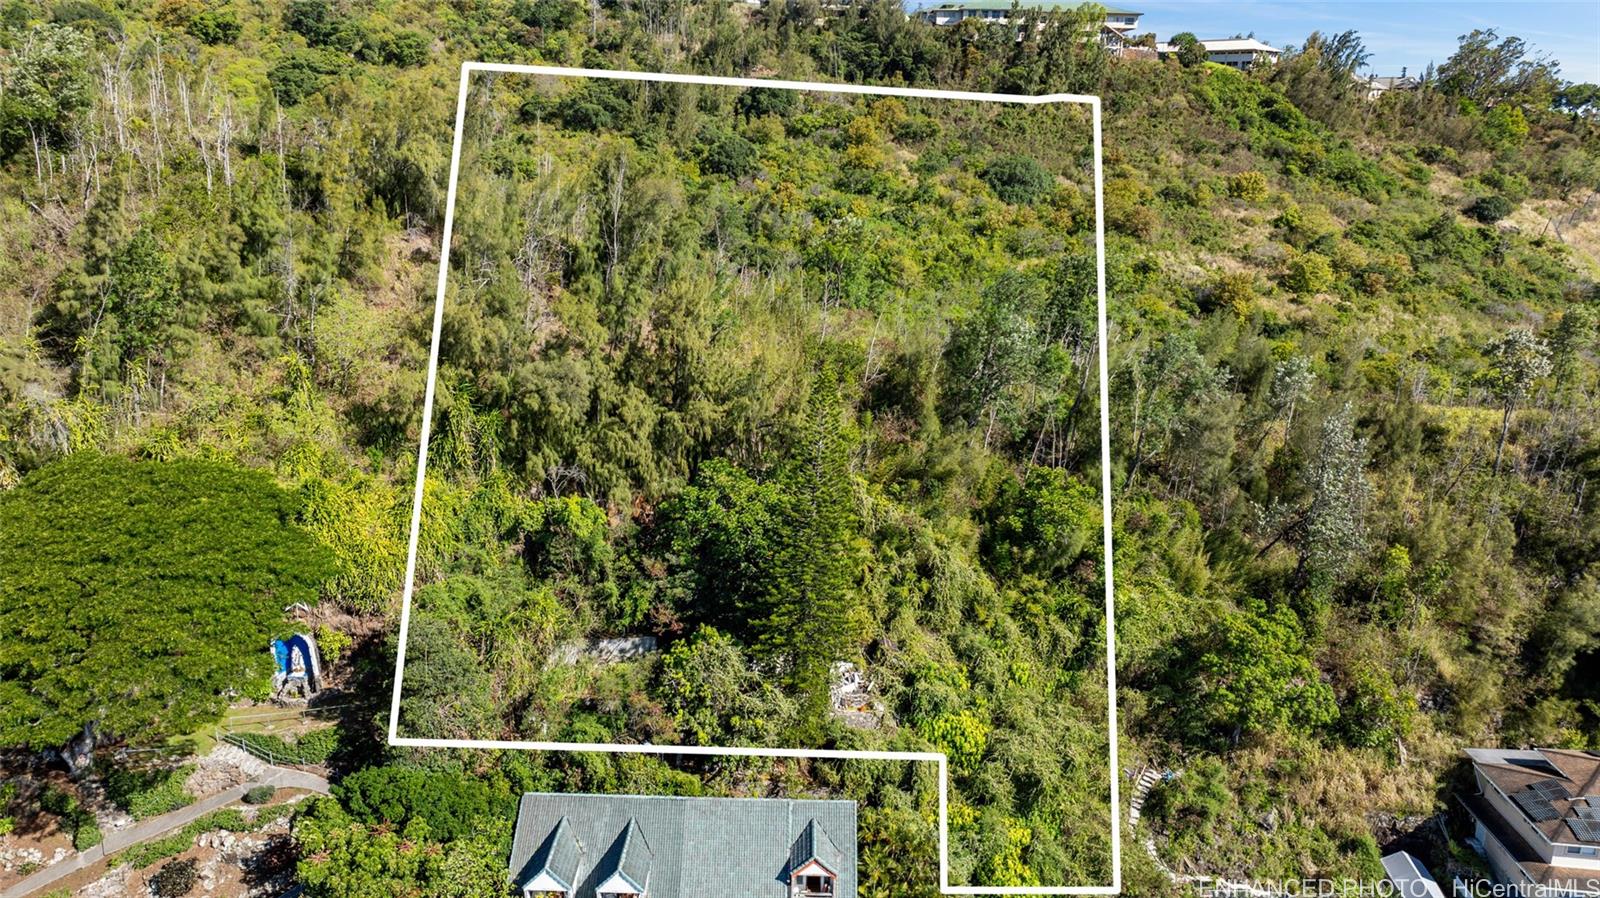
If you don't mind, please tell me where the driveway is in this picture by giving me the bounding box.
[2,765,329,898]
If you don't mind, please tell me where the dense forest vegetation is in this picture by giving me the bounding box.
[394,72,1116,888]
[0,0,1596,894]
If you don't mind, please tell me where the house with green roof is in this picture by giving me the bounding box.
[508,792,858,898]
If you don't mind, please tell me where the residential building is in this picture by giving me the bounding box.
[507,792,858,898]
[1155,37,1282,70]
[1461,748,1600,896]
[1381,851,1447,898]
[1354,73,1421,101]
[915,0,1142,47]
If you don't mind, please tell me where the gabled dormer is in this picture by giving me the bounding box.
[517,816,583,898]
[594,817,653,898]
[789,819,843,897]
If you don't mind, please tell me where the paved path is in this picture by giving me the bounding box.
[2,766,328,898]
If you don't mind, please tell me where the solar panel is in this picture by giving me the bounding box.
[1515,790,1560,822]
[1577,806,1600,821]
[1533,779,1573,800]
[1568,817,1600,843]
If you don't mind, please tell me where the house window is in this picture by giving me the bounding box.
[796,874,834,896]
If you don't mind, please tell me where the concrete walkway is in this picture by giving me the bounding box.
[2,766,329,898]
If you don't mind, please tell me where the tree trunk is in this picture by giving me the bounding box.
[48,722,100,776]
[1493,401,1512,475]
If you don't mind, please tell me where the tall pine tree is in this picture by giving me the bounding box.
[761,364,863,740]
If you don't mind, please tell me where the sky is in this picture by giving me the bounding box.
[1114,1,1600,83]
[902,0,1600,84]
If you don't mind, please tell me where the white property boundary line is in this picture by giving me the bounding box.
[386,63,1120,895]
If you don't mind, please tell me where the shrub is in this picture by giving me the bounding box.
[294,727,339,762]
[335,765,502,842]
[149,858,197,898]
[1465,194,1513,224]
[283,0,337,44]
[40,786,73,816]
[184,6,238,43]
[244,785,277,805]
[119,832,193,870]
[702,133,758,179]
[49,0,121,34]
[1207,272,1258,316]
[1480,104,1529,150]
[891,115,939,143]
[117,809,251,869]
[1226,171,1269,202]
[982,154,1053,204]
[1480,168,1531,203]
[225,727,338,765]
[107,765,195,820]
[40,786,101,847]
[512,0,578,30]
[190,808,250,832]
[1285,251,1335,294]
[383,29,428,67]
[1148,755,1231,825]
[915,709,989,774]
[73,819,102,850]
[1111,204,1157,239]
[314,625,352,665]
[267,51,345,106]
[0,816,13,836]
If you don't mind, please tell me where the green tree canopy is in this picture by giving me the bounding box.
[0,23,93,159]
[334,765,505,842]
[294,796,509,898]
[0,454,334,752]
[1169,32,1207,67]
[1193,605,1337,742]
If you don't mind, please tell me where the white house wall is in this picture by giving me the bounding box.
[1550,846,1600,872]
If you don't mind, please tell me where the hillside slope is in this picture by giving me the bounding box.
[0,2,1596,895]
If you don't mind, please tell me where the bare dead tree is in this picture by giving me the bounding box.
[218,89,235,188]
[602,151,627,291]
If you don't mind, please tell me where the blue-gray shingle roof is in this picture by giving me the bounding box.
[596,818,653,892]
[788,818,844,877]
[514,816,583,891]
[508,792,858,897]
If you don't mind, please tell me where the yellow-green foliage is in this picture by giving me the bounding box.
[1210,271,1259,316]
[1226,171,1270,202]
[1284,250,1335,294]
